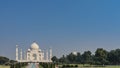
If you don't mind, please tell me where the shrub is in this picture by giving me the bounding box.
[66,64,70,67]
[71,65,73,67]
[62,64,78,68]
[75,65,78,67]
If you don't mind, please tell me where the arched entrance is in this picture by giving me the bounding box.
[33,54,37,60]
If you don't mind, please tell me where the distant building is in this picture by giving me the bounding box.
[72,51,78,55]
[16,42,52,62]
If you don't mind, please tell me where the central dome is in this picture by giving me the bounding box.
[31,42,39,50]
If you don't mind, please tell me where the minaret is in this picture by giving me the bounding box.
[49,48,52,62]
[46,50,48,61]
[42,50,44,60]
[16,45,18,61]
[20,49,22,61]
[24,51,26,60]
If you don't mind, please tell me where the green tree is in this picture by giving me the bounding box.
[115,49,120,64]
[95,48,108,65]
[0,56,9,65]
[67,53,77,63]
[59,55,67,64]
[52,56,58,63]
[108,49,120,64]
[82,51,92,64]
[76,52,81,63]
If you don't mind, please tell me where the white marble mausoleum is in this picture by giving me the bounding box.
[16,42,52,62]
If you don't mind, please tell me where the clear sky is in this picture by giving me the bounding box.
[0,0,120,60]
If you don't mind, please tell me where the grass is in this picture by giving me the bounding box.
[39,65,44,68]
[78,66,120,68]
[81,65,120,68]
[4,63,119,68]
[105,66,120,68]
[0,65,10,68]
[59,64,120,68]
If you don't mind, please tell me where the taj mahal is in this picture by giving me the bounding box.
[16,42,52,63]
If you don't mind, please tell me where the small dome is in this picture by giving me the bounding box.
[28,49,31,51]
[31,42,39,50]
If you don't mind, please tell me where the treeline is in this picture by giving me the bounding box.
[39,63,55,68]
[52,48,120,65]
[0,56,16,65]
[10,62,28,68]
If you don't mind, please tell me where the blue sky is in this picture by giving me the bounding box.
[0,0,120,59]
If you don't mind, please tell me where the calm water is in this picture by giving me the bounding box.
[28,63,37,68]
